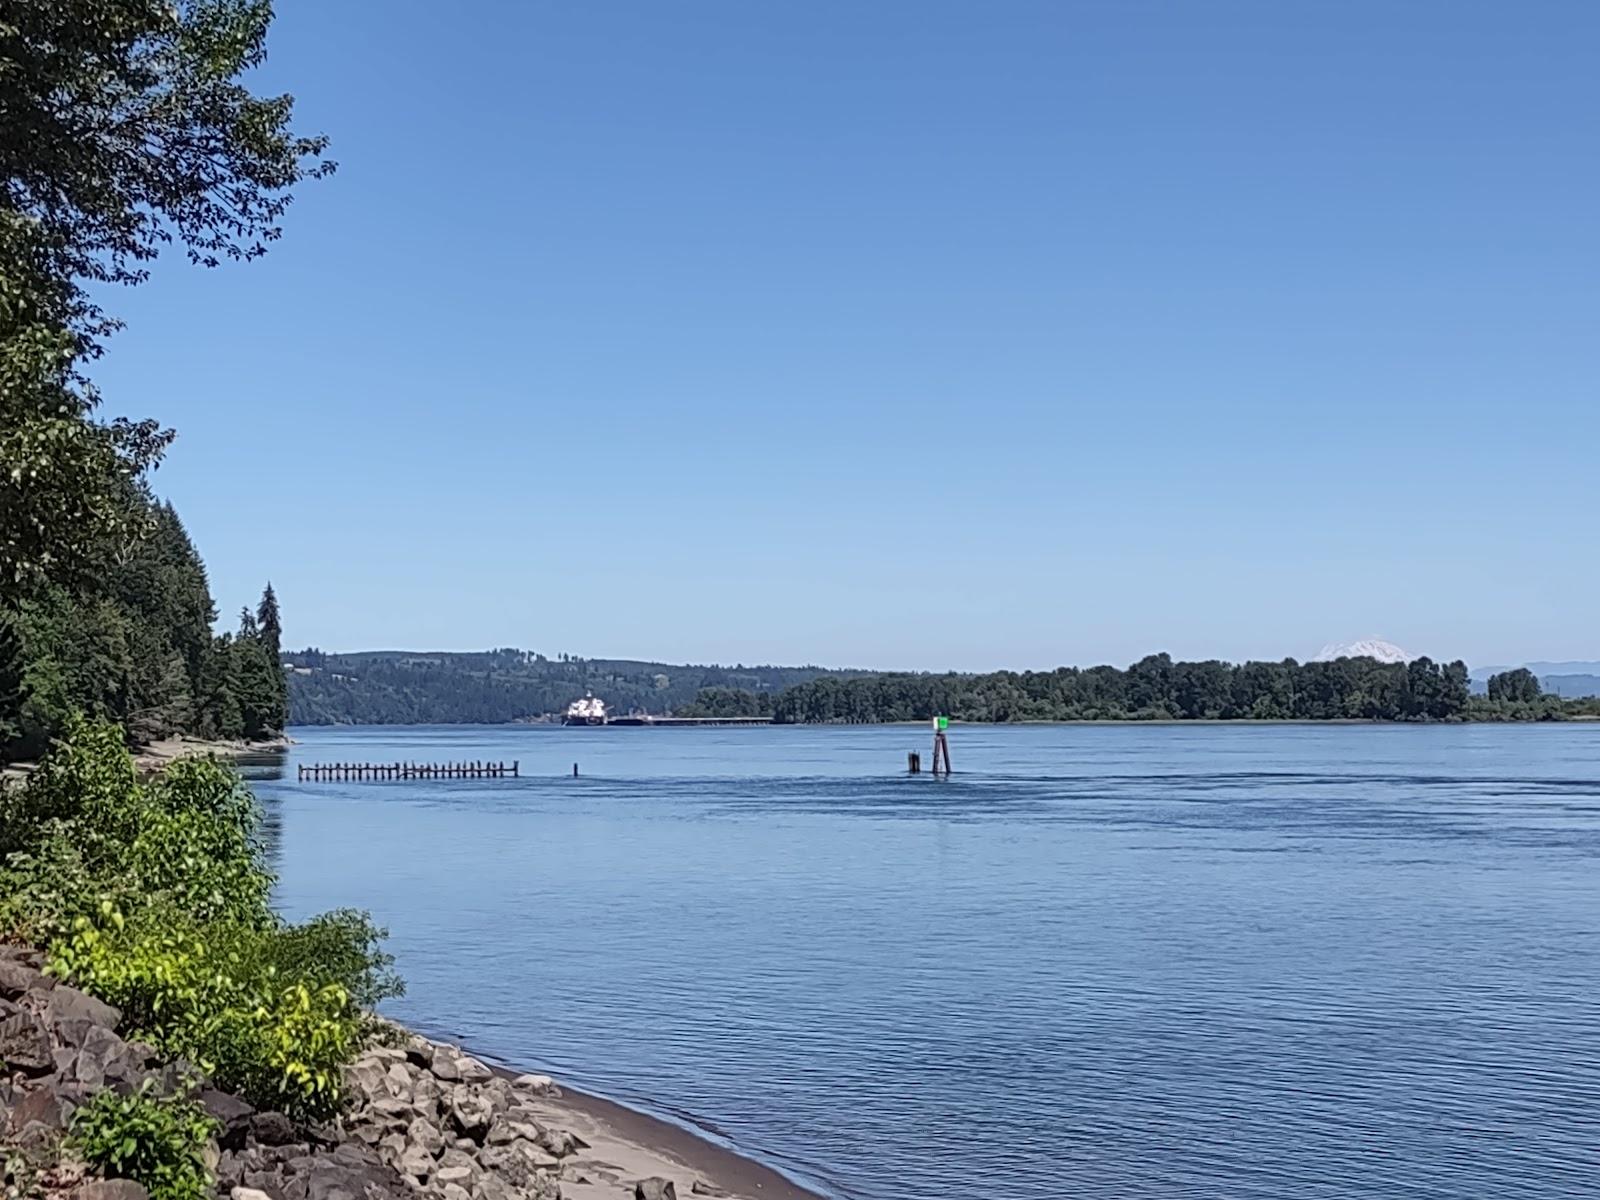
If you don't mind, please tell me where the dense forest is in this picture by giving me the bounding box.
[743,654,1598,724]
[290,649,1600,727]
[1,0,311,763]
[283,649,854,724]
[0,490,288,762]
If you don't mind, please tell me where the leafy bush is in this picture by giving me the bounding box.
[0,715,403,1122]
[0,731,271,944]
[70,1081,217,1200]
[50,901,398,1121]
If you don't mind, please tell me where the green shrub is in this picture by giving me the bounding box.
[1,716,404,1122]
[70,1081,217,1200]
[0,713,138,858]
[49,900,399,1121]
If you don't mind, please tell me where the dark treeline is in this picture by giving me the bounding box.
[284,649,851,725]
[3,0,316,764]
[723,654,1595,724]
[0,487,288,762]
[677,686,778,719]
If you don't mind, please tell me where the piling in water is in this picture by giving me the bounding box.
[297,760,518,782]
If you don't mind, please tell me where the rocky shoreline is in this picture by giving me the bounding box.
[1,944,818,1200]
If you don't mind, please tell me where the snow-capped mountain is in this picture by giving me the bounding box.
[1312,638,1415,664]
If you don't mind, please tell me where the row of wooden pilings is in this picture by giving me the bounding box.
[297,761,518,781]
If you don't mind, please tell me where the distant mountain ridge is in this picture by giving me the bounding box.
[283,648,867,725]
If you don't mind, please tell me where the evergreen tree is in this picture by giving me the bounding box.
[233,638,283,741]
[257,583,282,658]
[199,635,243,740]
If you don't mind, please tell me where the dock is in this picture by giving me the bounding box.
[298,761,518,781]
[604,716,774,727]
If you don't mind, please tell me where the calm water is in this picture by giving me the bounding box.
[253,724,1600,1200]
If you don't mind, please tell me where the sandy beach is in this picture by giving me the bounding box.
[131,732,291,771]
[2,733,290,785]
[506,1076,825,1200]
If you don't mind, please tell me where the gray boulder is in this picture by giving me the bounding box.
[447,1087,497,1142]
[509,1140,560,1170]
[539,1127,587,1158]
[437,1147,478,1174]
[0,959,48,997]
[406,1115,444,1158]
[0,1011,54,1074]
[411,1069,441,1113]
[249,1111,298,1147]
[430,1053,461,1083]
[397,1141,435,1182]
[485,1118,543,1147]
[343,1058,385,1101]
[359,1095,419,1131]
[382,1063,414,1100]
[474,1176,516,1200]
[70,1025,145,1089]
[75,1182,151,1200]
[200,1086,256,1150]
[636,1179,677,1200]
[434,1164,474,1188]
[45,983,120,1032]
[476,1144,534,1188]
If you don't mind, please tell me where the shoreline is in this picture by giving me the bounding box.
[2,733,290,784]
[496,1068,830,1200]
[285,715,1599,729]
[366,1025,834,1200]
[132,732,291,771]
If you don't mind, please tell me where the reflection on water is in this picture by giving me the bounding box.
[257,724,1600,1200]
[236,753,287,869]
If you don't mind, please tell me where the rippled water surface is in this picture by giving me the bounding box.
[255,724,1600,1200]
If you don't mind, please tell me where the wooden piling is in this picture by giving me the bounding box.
[297,759,519,783]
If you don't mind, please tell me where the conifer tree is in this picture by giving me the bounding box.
[257,583,282,658]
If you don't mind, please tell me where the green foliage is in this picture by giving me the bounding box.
[69,1081,217,1200]
[766,654,1491,724]
[0,494,288,760]
[1,0,330,600]
[676,687,776,719]
[1,717,401,1122]
[1487,667,1542,704]
[49,905,380,1121]
[284,647,857,725]
[0,613,24,753]
[256,584,283,658]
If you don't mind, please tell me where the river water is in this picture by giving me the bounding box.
[253,723,1600,1200]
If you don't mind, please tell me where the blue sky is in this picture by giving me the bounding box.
[91,1,1597,671]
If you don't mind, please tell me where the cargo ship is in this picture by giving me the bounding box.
[562,694,608,726]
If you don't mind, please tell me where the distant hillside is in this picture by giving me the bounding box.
[284,648,864,725]
[1466,661,1600,699]
[1542,674,1600,699]
[1470,660,1600,682]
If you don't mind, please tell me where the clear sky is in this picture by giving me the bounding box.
[90,0,1598,671]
